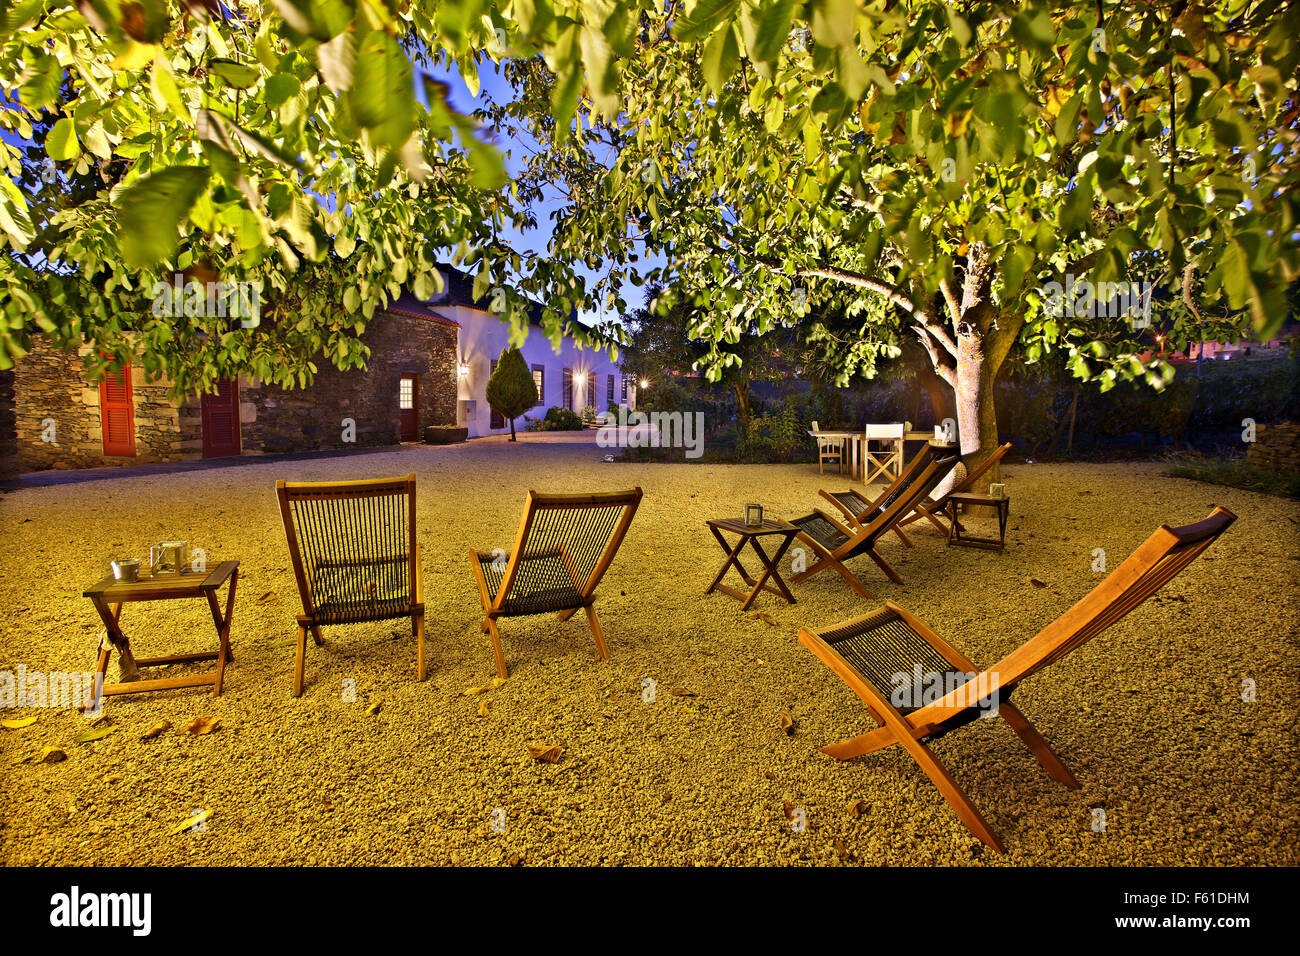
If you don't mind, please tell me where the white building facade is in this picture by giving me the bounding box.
[399,268,637,439]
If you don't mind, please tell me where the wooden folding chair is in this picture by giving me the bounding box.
[899,441,1014,536]
[862,422,906,484]
[810,421,844,475]
[469,488,642,678]
[276,474,424,697]
[798,507,1236,852]
[788,443,960,597]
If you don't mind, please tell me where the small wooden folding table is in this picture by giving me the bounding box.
[704,518,799,611]
[83,560,239,699]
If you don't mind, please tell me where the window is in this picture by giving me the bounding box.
[532,365,545,405]
[399,377,415,410]
[607,374,615,404]
[587,374,596,409]
[620,374,628,403]
[562,368,572,410]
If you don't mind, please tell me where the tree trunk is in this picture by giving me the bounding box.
[509,416,517,441]
[732,382,751,430]
[948,244,1022,482]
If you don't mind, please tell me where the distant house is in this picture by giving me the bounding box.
[2,267,633,474]
[400,267,635,438]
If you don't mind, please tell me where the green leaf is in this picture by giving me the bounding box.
[0,175,36,247]
[836,45,869,99]
[673,0,741,42]
[350,30,415,148]
[209,58,262,90]
[117,165,212,267]
[264,73,301,109]
[46,118,81,161]
[701,24,740,96]
[750,0,795,65]
[811,0,857,47]
[21,53,62,111]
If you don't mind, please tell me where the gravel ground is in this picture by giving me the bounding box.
[1,436,1296,866]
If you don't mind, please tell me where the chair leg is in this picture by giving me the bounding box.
[790,555,874,599]
[892,525,915,548]
[311,626,325,647]
[556,607,578,622]
[866,547,905,585]
[585,604,610,660]
[415,611,426,682]
[898,734,1007,853]
[292,626,307,698]
[485,617,508,679]
[998,702,1080,788]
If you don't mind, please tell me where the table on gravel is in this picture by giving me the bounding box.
[83,560,239,700]
[945,493,1011,551]
[704,518,799,611]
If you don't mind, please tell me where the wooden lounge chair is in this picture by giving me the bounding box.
[819,439,948,543]
[788,443,960,597]
[797,507,1236,852]
[276,474,424,697]
[469,488,642,678]
[900,441,1014,536]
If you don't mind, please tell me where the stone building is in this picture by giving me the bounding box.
[0,266,633,475]
[6,306,458,473]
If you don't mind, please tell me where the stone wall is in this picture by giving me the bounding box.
[14,341,190,471]
[0,369,17,480]
[237,310,458,454]
[1247,422,1299,472]
[8,310,457,473]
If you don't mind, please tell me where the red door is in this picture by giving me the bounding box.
[99,362,136,457]
[399,373,419,442]
[201,378,241,458]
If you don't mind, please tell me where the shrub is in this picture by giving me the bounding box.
[485,347,537,441]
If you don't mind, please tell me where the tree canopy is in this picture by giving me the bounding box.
[2,1,1295,458]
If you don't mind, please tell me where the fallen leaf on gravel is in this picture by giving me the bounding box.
[171,808,212,834]
[255,591,277,606]
[669,688,696,697]
[846,799,866,817]
[103,773,124,783]
[463,686,488,697]
[1,717,38,729]
[491,676,506,688]
[527,744,565,763]
[782,801,796,820]
[38,747,67,764]
[365,702,382,716]
[74,725,119,744]
[833,837,852,861]
[185,716,221,735]
[746,612,777,626]
[508,852,521,866]
[1030,578,1048,588]
[477,699,490,717]
[779,710,795,735]
[142,720,172,741]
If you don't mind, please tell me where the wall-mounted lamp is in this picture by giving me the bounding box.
[457,361,470,379]
[639,378,649,389]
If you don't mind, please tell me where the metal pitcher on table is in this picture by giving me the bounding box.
[150,540,190,574]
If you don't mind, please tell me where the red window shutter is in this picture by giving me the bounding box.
[100,364,136,457]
